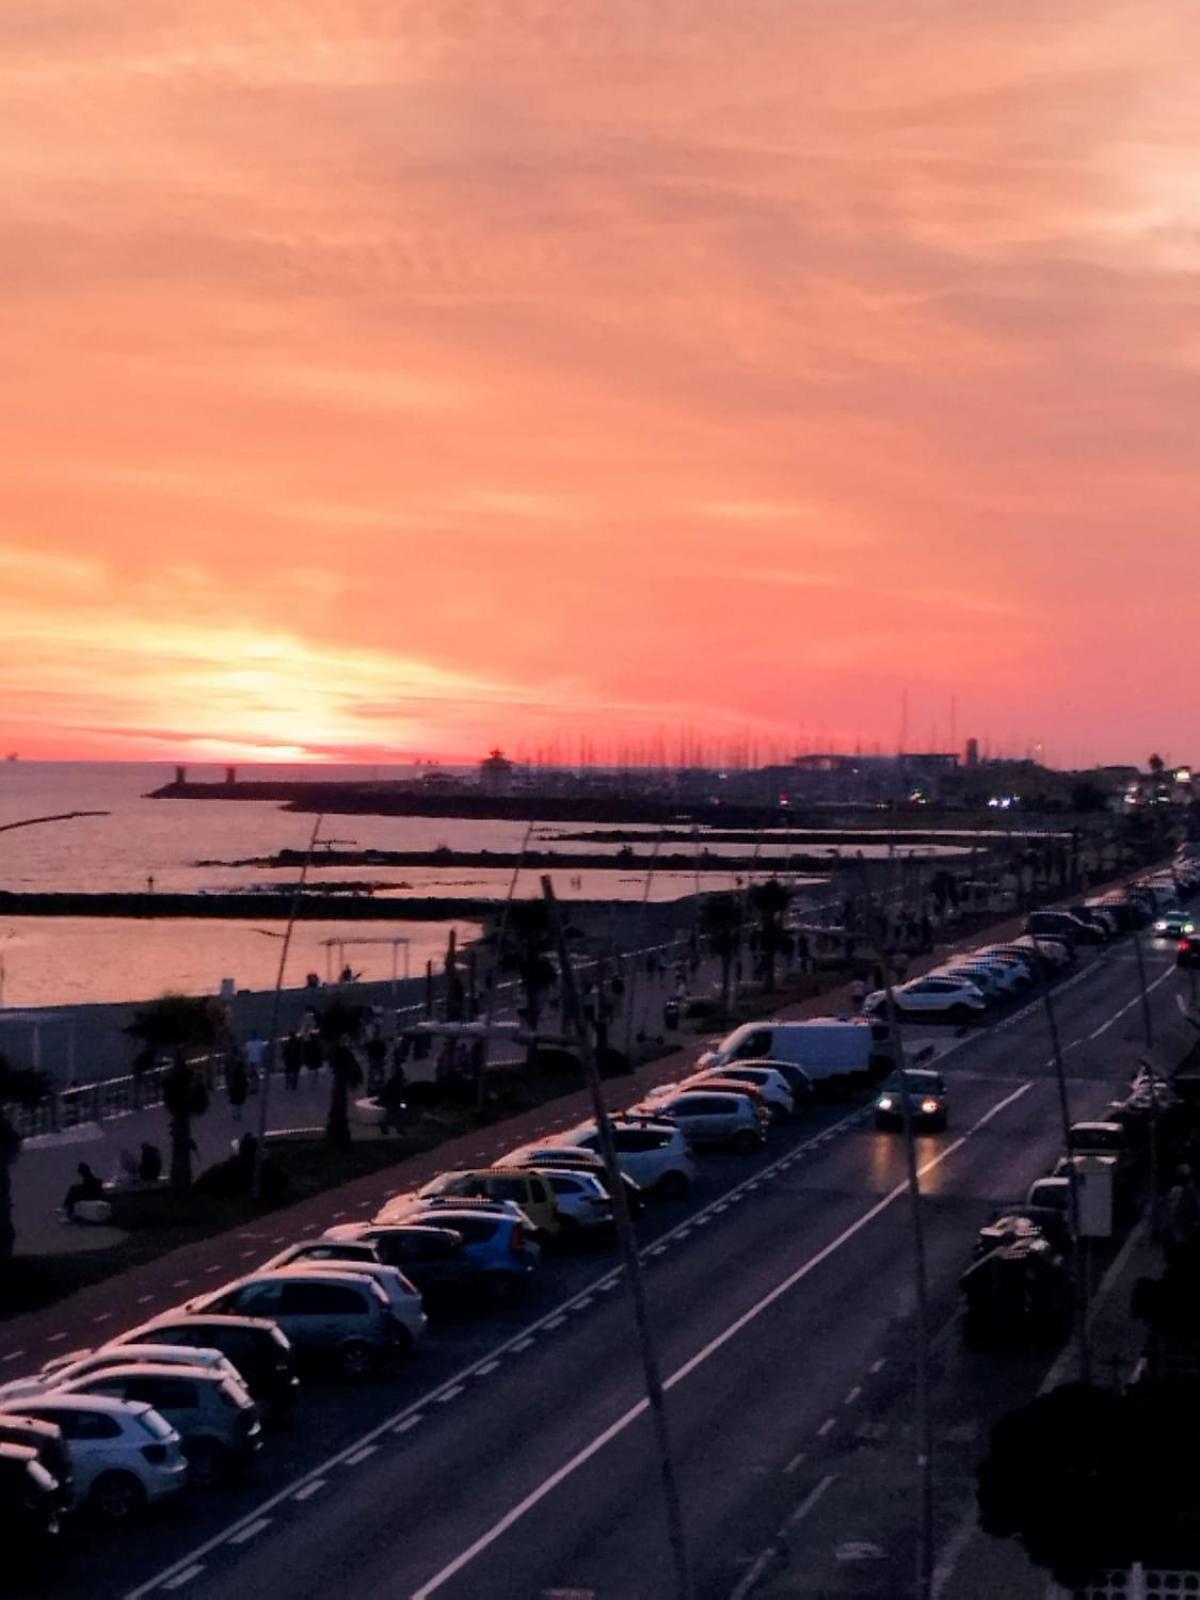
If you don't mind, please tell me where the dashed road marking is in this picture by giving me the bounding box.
[171,1279,191,1289]
[163,1567,204,1591]
[294,1479,325,1503]
[393,1415,422,1435]
[572,1297,592,1312]
[869,1358,886,1374]
[1,1350,26,1364]
[512,1337,535,1352]
[46,1332,67,1344]
[437,1385,465,1404]
[817,1417,836,1437]
[240,1249,256,1260]
[92,1313,112,1324]
[544,1316,566,1330]
[783,1450,807,1475]
[844,1386,862,1405]
[136,1294,154,1304]
[229,1518,271,1546]
[345,1445,378,1466]
[476,1361,500,1376]
[203,1264,223,1274]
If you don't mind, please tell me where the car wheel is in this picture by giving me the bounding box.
[89,1470,147,1522]
[656,1170,691,1201]
[734,1129,762,1155]
[184,1439,227,1487]
[339,1340,377,1381]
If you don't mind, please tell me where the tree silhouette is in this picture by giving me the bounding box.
[748,879,790,993]
[126,994,227,1191]
[315,1000,367,1150]
[0,1055,51,1261]
[495,900,559,1066]
[1149,754,1166,777]
[701,894,744,1014]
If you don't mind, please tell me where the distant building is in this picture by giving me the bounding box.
[479,748,515,797]
[965,738,979,769]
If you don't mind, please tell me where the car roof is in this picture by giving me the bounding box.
[134,1313,278,1334]
[62,1361,227,1384]
[1,1393,150,1416]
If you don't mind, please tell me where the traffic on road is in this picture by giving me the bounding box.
[3,850,1199,1597]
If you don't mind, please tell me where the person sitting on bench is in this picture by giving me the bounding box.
[63,1162,104,1219]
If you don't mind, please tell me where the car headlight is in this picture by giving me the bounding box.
[877,1096,895,1111]
[1155,921,1168,932]
[1186,924,1196,935]
[920,1099,940,1115]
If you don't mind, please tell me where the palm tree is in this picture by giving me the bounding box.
[315,999,366,1150]
[701,894,744,1015]
[495,900,559,1067]
[126,994,226,1192]
[748,878,791,993]
[0,1055,50,1262]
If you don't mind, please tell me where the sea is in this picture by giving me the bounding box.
[0,762,984,1010]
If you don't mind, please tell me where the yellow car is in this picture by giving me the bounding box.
[415,1170,563,1238]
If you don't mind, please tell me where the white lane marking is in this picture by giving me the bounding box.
[1,1350,26,1364]
[844,1386,862,1405]
[46,1332,67,1344]
[475,1361,500,1377]
[203,1264,222,1274]
[869,1358,886,1374]
[409,1081,1034,1600]
[393,1416,423,1435]
[437,1385,465,1404]
[817,1418,836,1438]
[1088,964,1173,1038]
[783,1450,807,1475]
[572,1297,592,1312]
[345,1445,377,1466]
[228,1518,270,1546]
[162,1568,203,1592]
[293,1480,325,1503]
[92,1313,112,1324]
[121,1100,890,1600]
[544,1316,566,1330]
[170,1279,191,1290]
[647,1245,666,1257]
[240,1249,256,1260]
[136,1295,154,1305]
[730,1476,837,1600]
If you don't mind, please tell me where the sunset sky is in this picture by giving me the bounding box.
[2,1,1197,768]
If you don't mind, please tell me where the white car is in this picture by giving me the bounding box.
[1,1394,187,1519]
[688,1065,796,1118]
[0,1344,241,1404]
[263,1261,426,1343]
[932,964,1002,1003]
[556,1120,697,1199]
[865,975,986,1020]
[628,1091,768,1152]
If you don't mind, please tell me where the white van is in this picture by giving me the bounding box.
[697,1017,891,1088]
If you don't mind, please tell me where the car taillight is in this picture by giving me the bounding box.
[141,1444,168,1465]
[510,1225,524,1253]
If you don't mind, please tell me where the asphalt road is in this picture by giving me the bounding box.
[24,929,1195,1600]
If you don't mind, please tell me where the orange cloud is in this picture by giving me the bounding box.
[0,1,1197,767]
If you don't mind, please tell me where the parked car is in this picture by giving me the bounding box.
[320,1223,486,1308]
[931,964,1003,1004]
[6,1344,242,1404]
[741,1059,815,1106]
[410,1170,562,1238]
[865,975,986,1022]
[1028,910,1104,945]
[873,1069,948,1131]
[491,1146,646,1218]
[0,1395,187,1520]
[352,1208,538,1300]
[0,1415,73,1514]
[261,1260,426,1344]
[0,1443,62,1550]
[113,1315,299,1422]
[971,947,1037,988]
[185,1271,404,1379]
[59,1363,261,1484]
[556,1120,697,1199]
[628,1090,767,1152]
[687,1064,798,1118]
[525,1169,614,1236]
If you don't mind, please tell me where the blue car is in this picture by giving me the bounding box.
[401,1207,539,1300]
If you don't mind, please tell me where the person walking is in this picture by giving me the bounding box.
[282,1030,303,1091]
[226,1052,249,1122]
[244,1032,267,1089]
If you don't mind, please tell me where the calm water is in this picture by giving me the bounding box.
[0,762,979,1007]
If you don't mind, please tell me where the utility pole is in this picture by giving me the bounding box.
[541,877,693,1600]
[252,814,323,1203]
[1040,974,1090,1382]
